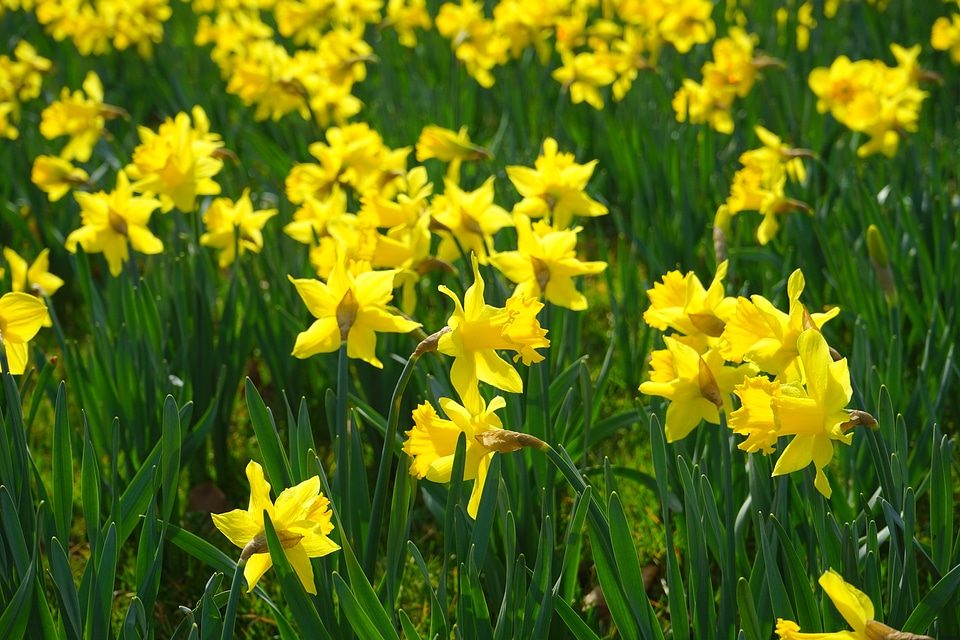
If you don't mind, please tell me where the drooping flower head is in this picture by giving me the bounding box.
[437,255,550,409]
[39,71,125,162]
[31,155,90,202]
[211,461,340,594]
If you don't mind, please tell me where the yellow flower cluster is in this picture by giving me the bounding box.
[641,264,870,498]
[718,125,814,246]
[191,0,431,126]
[673,28,782,134]
[30,0,172,58]
[0,41,51,140]
[808,44,934,158]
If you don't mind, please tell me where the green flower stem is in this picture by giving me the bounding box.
[333,343,349,523]
[718,411,737,640]
[363,350,421,576]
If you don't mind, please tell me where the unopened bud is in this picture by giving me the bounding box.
[842,409,878,432]
[864,619,933,640]
[240,530,304,561]
[698,357,723,410]
[475,429,546,453]
[867,225,897,306]
[714,205,731,264]
[413,326,451,357]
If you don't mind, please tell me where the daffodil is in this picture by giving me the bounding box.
[437,255,550,409]
[775,570,933,640]
[199,189,277,267]
[932,13,960,64]
[125,106,224,213]
[289,252,421,368]
[431,176,513,265]
[383,0,433,48]
[639,338,757,442]
[657,0,715,54]
[415,125,490,184]
[643,260,737,352]
[3,247,65,298]
[730,330,855,498]
[403,395,502,517]
[721,269,839,380]
[489,215,606,311]
[65,170,163,277]
[31,155,90,202]
[506,137,607,230]
[211,461,339,594]
[39,71,126,162]
[552,50,617,110]
[0,292,48,375]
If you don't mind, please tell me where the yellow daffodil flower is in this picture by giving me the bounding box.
[435,0,509,88]
[199,189,277,267]
[0,292,48,374]
[415,125,491,184]
[932,13,960,64]
[731,330,853,498]
[403,395,507,518]
[31,155,90,202]
[39,71,125,162]
[3,247,65,298]
[643,260,737,352]
[65,170,164,277]
[437,255,549,409]
[489,215,606,311]
[639,338,757,442]
[383,0,433,48]
[721,269,839,380]
[360,167,432,229]
[673,77,736,134]
[289,252,421,368]
[431,176,513,265]
[552,50,617,110]
[3,247,64,327]
[657,0,715,54]
[506,137,607,230]
[125,106,224,213]
[211,461,339,595]
[775,570,933,639]
[284,187,354,246]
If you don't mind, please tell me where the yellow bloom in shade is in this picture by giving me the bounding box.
[639,338,757,442]
[643,260,737,351]
[431,176,513,265]
[289,253,421,368]
[0,292,48,375]
[732,330,853,498]
[31,155,90,202]
[211,461,340,595]
[65,170,163,277]
[402,395,507,518]
[125,106,224,213]
[488,215,606,311]
[506,137,607,230]
[775,570,932,640]
[199,189,277,267]
[932,14,960,64]
[438,255,550,409]
[721,269,839,380]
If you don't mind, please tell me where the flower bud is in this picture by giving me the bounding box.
[475,429,546,453]
[867,224,897,306]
